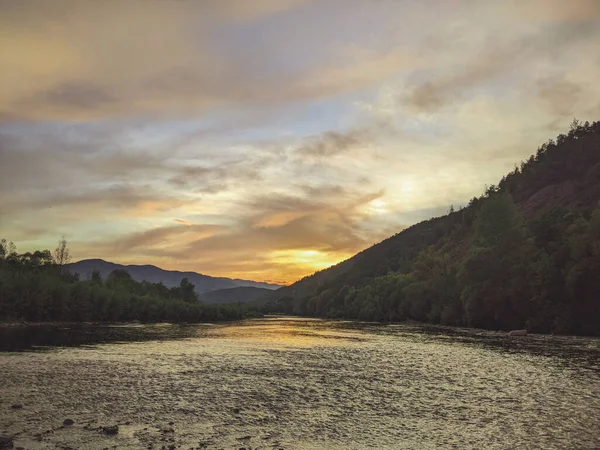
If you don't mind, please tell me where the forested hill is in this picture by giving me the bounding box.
[266,120,600,335]
[67,259,281,293]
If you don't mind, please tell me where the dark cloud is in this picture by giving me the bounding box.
[168,166,227,193]
[409,82,446,112]
[295,130,366,157]
[407,19,600,113]
[0,121,371,223]
[2,183,185,218]
[408,46,517,112]
[300,184,348,198]
[0,129,166,197]
[536,76,583,117]
[168,163,262,194]
[245,191,327,215]
[35,81,116,110]
[0,127,189,220]
[99,223,225,254]
[0,0,421,123]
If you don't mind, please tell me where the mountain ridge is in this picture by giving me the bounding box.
[67,258,282,293]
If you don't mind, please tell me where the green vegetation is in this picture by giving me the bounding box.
[265,120,600,336]
[0,239,250,323]
[200,286,275,304]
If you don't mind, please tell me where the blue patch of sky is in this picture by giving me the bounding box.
[156,88,378,150]
[227,94,366,142]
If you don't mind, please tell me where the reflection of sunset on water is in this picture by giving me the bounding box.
[203,318,367,349]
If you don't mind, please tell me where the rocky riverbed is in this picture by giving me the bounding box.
[1,318,599,449]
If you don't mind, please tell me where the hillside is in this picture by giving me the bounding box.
[67,259,281,294]
[266,120,600,335]
[200,286,276,304]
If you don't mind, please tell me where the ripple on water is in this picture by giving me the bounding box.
[0,318,599,449]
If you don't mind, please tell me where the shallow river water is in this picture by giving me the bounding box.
[1,318,599,449]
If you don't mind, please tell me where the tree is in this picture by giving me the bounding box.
[53,236,71,273]
[460,192,530,329]
[107,269,133,286]
[473,192,525,249]
[0,241,250,324]
[17,250,53,266]
[563,210,600,334]
[178,278,197,303]
[90,270,103,285]
[0,239,17,261]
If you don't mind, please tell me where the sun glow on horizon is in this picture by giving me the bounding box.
[268,249,351,272]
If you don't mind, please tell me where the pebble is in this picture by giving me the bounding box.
[102,425,119,435]
[0,434,14,449]
[10,404,22,409]
[63,419,74,426]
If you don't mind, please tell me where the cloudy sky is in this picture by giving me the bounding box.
[1,0,599,284]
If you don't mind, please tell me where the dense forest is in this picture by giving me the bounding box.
[0,239,251,323]
[265,120,600,336]
[200,286,274,304]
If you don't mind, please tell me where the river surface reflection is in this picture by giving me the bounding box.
[1,317,599,449]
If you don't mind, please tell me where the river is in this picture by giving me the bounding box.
[1,318,599,449]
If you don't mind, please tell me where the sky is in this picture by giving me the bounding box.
[1,0,599,284]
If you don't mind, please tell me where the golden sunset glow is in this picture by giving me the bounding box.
[269,249,352,273]
[1,1,599,284]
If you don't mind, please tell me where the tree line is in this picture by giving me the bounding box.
[0,238,252,323]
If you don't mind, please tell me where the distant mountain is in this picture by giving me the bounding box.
[67,259,281,293]
[200,286,275,304]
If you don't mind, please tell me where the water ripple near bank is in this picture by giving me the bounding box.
[1,318,598,449]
